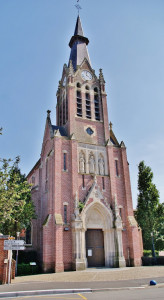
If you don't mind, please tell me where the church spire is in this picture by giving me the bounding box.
[74,15,84,36]
[69,15,91,71]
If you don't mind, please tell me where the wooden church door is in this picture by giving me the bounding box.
[86,229,105,267]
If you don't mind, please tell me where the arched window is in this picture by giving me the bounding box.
[59,103,62,126]
[77,82,81,88]
[85,93,91,119]
[62,94,66,125]
[66,96,68,122]
[76,90,82,117]
[85,85,90,90]
[94,87,100,121]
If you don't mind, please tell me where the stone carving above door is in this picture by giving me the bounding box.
[78,143,108,175]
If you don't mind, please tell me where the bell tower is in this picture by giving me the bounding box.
[56,15,110,144]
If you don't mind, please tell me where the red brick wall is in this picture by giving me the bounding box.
[27,65,143,271]
[0,237,15,284]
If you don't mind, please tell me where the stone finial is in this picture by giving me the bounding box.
[68,60,74,76]
[70,133,76,140]
[99,68,105,84]
[56,80,62,95]
[109,122,113,130]
[106,139,113,146]
[120,141,126,148]
[54,129,61,137]
[47,110,51,117]
[93,175,97,183]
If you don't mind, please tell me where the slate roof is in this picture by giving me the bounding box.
[69,16,91,70]
[52,125,68,137]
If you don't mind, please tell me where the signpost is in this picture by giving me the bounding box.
[4,239,25,284]
[4,240,25,250]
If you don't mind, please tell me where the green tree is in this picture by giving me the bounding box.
[154,203,164,250]
[135,161,164,253]
[0,156,36,236]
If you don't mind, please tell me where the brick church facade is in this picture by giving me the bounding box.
[27,16,143,273]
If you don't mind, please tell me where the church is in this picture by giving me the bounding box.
[27,15,143,273]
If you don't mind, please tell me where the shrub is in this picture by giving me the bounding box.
[17,250,38,264]
[17,263,39,276]
[143,250,159,257]
[142,256,164,266]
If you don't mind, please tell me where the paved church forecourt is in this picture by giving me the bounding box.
[27,14,143,272]
[0,266,164,298]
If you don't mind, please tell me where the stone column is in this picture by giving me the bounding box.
[103,228,115,267]
[115,226,126,268]
[72,218,87,271]
[114,196,126,268]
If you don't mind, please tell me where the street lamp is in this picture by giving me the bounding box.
[151,232,156,259]
[15,232,20,276]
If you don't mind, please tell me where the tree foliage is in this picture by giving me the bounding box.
[0,156,36,236]
[135,161,164,251]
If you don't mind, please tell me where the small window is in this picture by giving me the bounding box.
[86,85,90,90]
[66,96,68,121]
[32,176,35,185]
[76,91,82,117]
[46,160,48,180]
[82,174,85,188]
[102,177,105,190]
[63,99,66,125]
[64,205,67,224]
[86,127,94,135]
[64,153,67,171]
[85,93,91,119]
[59,103,62,126]
[115,160,119,177]
[94,87,100,121]
[26,226,32,245]
[77,82,81,88]
[119,208,122,218]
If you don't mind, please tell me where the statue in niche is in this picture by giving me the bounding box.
[89,155,95,174]
[98,155,105,175]
[79,154,85,173]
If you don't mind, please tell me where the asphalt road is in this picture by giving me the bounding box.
[1,287,164,300]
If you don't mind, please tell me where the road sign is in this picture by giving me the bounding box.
[4,245,25,250]
[4,240,25,250]
[4,240,25,246]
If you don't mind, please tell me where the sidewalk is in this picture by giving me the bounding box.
[0,266,164,298]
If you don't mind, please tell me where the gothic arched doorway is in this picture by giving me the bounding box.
[82,201,115,268]
[86,229,105,267]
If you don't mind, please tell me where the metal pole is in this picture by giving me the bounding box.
[15,232,20,276]
[151,232,156,258]
[8,250,12,284]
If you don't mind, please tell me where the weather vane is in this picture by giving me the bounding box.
[75,0,82,15]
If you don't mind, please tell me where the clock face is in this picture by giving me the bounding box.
[81,70,93,81]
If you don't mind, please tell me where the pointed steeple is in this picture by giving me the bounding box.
[74,15,84,36]
[69,16,91,71]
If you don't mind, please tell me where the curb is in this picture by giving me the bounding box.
[0,283,164,298]
[0,289,91,298]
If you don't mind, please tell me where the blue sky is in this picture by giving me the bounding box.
[0,0,164,208]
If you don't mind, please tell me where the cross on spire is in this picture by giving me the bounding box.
[75,0,82,15]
